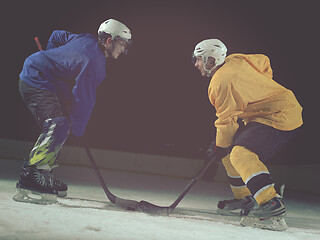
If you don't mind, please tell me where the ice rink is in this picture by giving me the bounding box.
[1,158,319,240]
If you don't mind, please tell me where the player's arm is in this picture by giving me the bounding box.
[68,61,103,137]
[210,80,247,147]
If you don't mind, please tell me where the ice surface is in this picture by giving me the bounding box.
[1,159,319,240]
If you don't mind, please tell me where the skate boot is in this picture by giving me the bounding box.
[240,195,287,231]
[13,165,58,205]
[217,195,257,216]
[50,166,68,197]
[52,174,68,197]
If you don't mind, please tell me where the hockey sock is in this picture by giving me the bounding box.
[229,146,277,205]
[222,155,251,199]
[28,116,70,168]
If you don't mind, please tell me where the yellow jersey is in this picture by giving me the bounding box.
[208,53,303,147]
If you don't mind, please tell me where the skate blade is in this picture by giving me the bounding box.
[240,216,288,231]
[12,188,58,205]
[58,191,67,198]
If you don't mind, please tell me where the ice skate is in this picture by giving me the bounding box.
[217,195,257,216]
[12,165,58,205]
[240,195,287,231]
[50,166,68,197]
[52,176,68,197]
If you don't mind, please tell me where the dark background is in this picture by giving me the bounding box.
[1,0,318,163]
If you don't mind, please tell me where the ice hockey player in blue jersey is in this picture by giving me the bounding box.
[13,19,132,204]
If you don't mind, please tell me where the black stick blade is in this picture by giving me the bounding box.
[115,197,139,211]
[137,200,172,215]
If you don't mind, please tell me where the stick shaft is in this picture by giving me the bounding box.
[84,147,116,203]
[168,155,217,212]
[84,147,139,210]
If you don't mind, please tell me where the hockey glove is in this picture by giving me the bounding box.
[207,140,229,162]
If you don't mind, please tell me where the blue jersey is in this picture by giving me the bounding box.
[20,30,107,136]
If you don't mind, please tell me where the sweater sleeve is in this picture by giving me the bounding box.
[69,61,99,137]
[46,31,77,50]
[210,79,248,147]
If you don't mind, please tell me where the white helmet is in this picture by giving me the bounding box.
[98,19,132,55]
[98,19,132,41]
[193,39,227,76]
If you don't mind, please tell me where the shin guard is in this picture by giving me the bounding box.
[28,116,70,168]
[222,155,251,199]
[230,146,277,205]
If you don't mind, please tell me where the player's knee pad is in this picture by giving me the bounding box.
[229,146,268,181]
[42,116,70,143]
[221,155,238,176]
[229,146,246,165]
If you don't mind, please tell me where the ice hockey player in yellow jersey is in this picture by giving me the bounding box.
[192,39,303,231]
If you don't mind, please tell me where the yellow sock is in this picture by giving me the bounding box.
[229,146,277,205]
[221,155,251,199]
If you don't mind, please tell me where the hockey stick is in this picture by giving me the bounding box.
[85,145,218,214]
[136,154,219,215]
[84,147,139,210]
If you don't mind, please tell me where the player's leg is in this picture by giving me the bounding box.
[217,154,256,215]
[13,80,70,203]
[230,146,277,206]
[27,116,70,197]
[28,116,70,168]
[229,122,296,231]
[229,146,286,231]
